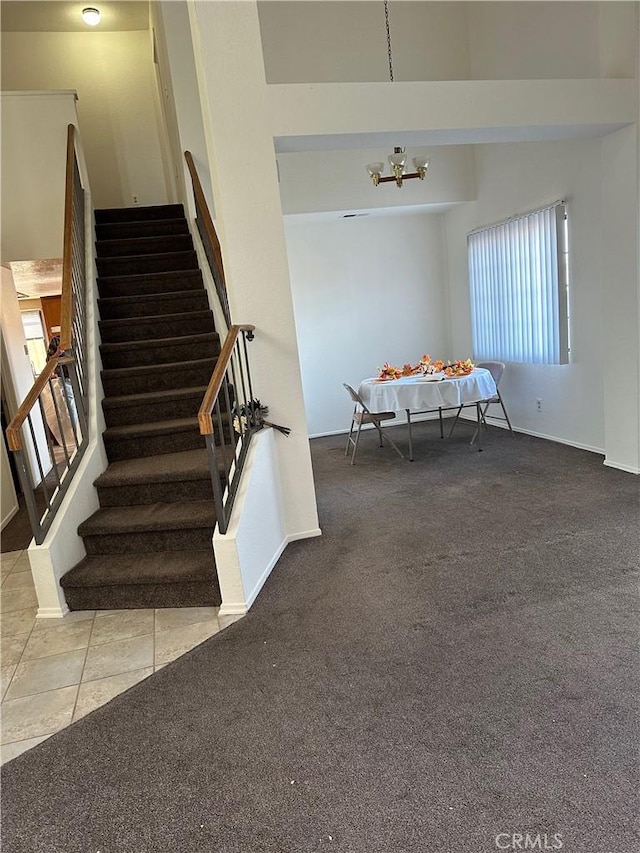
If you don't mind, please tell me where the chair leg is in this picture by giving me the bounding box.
[439,407,443,439]
[350,421,364,464]
[447,406,464,438]
[345,416,356,456]
[406,409,413,461]
[498,392,515,436]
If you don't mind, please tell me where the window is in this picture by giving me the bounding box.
[468,201,569,365]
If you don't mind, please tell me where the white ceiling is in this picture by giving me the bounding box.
[9,259,63,299]
[0,1,149,32]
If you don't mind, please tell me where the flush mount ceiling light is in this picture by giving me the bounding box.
[365,3,430,188]
[81,7,101,26]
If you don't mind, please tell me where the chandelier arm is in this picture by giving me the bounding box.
[377,172,423,184]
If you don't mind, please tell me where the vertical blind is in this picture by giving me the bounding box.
[468,202,569,365]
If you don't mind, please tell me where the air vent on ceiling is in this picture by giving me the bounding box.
[342,213,369,218]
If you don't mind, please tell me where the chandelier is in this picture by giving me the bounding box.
[365,3,430,188]
[366,149,430,188]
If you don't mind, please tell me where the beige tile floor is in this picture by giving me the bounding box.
[0,548,242,765]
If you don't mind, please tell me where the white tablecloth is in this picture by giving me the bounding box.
[357,368,497,413]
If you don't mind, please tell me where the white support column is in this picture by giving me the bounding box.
[188,0,321,538]
[601,124,640,474]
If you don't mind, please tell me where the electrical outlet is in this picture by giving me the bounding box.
[132,195,139,205]
[536,398,542,412]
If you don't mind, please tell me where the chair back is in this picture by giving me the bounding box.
[476,361,505,387]
[343,383,365,407]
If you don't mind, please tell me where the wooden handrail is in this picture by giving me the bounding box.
[60,124,76,352]
[7,124,79,452]
[6,356,64,451]
[198,324,255,436]
[184,150,226,289]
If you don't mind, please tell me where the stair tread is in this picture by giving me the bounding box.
[95,449,210,487]
[102,357,215,381]
[98,249,195,263]
[103,417,199,439]
[100,331,218,352]
[61,551,216,588]
[98,288,205,307]
[96,235,192,248]
[79,500,217,536]
[102,385,207,409]
[95,204,184,224]
[99,310,213,329]
[97,269,202,284]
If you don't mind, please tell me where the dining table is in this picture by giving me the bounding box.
[357,368,498,460]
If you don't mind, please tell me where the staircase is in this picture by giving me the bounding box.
[61,204,224,610]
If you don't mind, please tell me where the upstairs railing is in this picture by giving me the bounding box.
[184,150,231,329]
[5,124,89,545]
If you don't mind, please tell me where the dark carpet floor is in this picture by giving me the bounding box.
[1,495,33,554]
[2,422,639,853]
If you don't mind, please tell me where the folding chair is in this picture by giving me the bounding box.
[447,361,514,444]
[343,383,405,464]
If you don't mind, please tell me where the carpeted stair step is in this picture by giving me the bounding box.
[102,386,209,428]
[94,448,220,506]
[96,250,199,278]
[103,417,204,461]
[98,288,209,320]
[78,500,218,555]
[100,331,219,370]
[102,415,233,462]
[95,218,189,242]
[101,357,217,397]
[99,310,215,345]
[60,551,221,610]
[95,204,185,224]
[96,234,193,258]
[97,270,204,300]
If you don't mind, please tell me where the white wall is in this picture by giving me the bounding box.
[189,0,320,540]
[154,1,213,219]
[443,135,633,459]
[259,1,470,83]
[1,31,169,209]
[600,125,640,473]
[285,211,450,436]
[1,91,78,263]
[259,1,636,84]
[214,428,294,615]
[278,145,476,216]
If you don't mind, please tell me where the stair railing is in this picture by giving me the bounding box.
[5,124,89,545]
[199,324,257,534]
[184,150,231,329]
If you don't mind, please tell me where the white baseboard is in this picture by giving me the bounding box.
[245,535,288,610]
[1,504,19,531]
[37,604,70,619]
[218,603,248,617]
[287,527,322,542]
[218,527,323,617]
[603,459,640,475]
[503,423,605,456]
